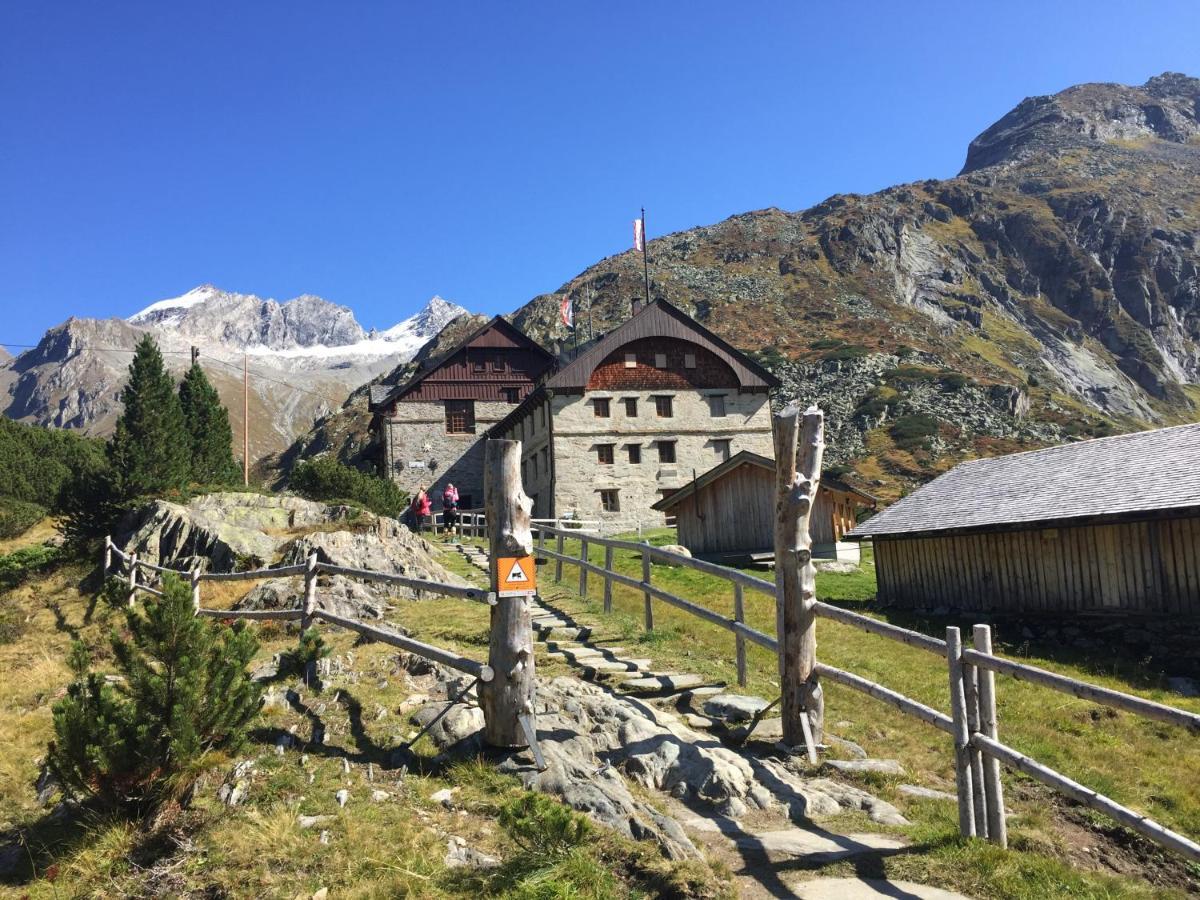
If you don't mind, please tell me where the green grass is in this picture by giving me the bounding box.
[437,529,1199,899]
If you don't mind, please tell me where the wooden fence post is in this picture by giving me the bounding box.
[579,537,589,598]
[733,582,747,687]
[603,545,614,614]
[963,656,989,837]
[481,440,536,748]
[302,552,318,630]
[946,626,976,838]
[103,536,112,577]
[190,569,202,614]
[773,403,825,748]
[974,624,1008,848]
[642,545,654,631]
[128,553,139,606]
[555,532,564,582]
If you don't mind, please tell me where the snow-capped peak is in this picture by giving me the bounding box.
[128,284,221,324]
[379,295,467,342]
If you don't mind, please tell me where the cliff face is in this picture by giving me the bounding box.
[506,73,1200,499]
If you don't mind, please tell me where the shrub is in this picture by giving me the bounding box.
[290,457,408,518]
[48,573,262,813]
[499,792,593,857]
[288,626,330,689]
[890,413,942,450]
[0,418,106,510]
[0,544,62,589]
[855,386,900,419]
[821,344,871,361]
[0,497,46,539]
[937,371,974,391]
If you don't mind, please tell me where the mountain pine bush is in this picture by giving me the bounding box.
[290,456,408,517]
[179,361,240,485]
[48,573,262,812]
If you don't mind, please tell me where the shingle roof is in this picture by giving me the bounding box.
[369,384,392,406]
[847,422,1200,539]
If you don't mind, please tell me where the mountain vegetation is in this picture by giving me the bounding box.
[179,361,240,485]
[290,456,409,517]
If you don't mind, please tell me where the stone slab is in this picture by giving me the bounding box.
[733,829,906,860]
[621,673,706,693]
[789,877,972,899]
[702,693,770,722]
[824,758,906,776]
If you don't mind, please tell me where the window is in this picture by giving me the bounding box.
[593,397,611,418]
[624,353,637,368]
[713,439,731,461]
[627,444,641,464]
[473,357,486,373]
[623,397,638,417]
[491,357,505,372]
[654,395,673,418]
[445,399,475,434]
[597,444,615,465]
[658,441,676,464]
[654,352,667,368]
[599,489,620,512]
[708,394,727,417]
[684,353,696,369]
[501,387,520,403]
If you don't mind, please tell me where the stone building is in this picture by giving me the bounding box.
[488,300,779,528]
[368,316,556,508]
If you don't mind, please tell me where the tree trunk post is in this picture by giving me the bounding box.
[974,624,1008,848]
[190,569,202,613]
[579,537,589,597]
[482,439,536,748]
[128,553,139,606]
[603,544,614,614]
[964,659,989,837]
[946,626,976,838]
[734,582,747,687]
[773,403,825,749]
[642,546,654,631]
[103,536,112,577]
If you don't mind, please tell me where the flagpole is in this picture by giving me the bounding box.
[571,293,579,360]
[640,207,650,306]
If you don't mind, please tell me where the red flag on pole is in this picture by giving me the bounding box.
[560,294,574,328]
[633,218,645,252]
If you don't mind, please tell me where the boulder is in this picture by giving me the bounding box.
[237,575,391,620]
[655,545,692,565]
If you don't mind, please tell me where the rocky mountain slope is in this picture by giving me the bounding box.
[0,290,468,461]
[504,73,1200,499]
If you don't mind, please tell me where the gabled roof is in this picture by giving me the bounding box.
[369,316,555,410]
[847,422,1200,540]
[652,450,877,511]
[544,299,779,393]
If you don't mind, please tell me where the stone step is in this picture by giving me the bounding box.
[620,673,707,694]
[532,625,599,642]
[701,693,771,722]
[579,658,653,675]
[789,877,970,900]
[545,646,629,661]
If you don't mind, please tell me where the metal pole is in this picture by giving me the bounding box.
[242,353,250,486]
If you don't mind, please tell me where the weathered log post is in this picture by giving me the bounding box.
[963,657,989,837]
[554,532,564,582]
[603,544,614,614]
[103,536,112,577]
[579,537,589,597]
[946,626,976,837]
[974,624,1008,848]
[733,582,747,687]
[773,403,825,749]
[128,553,139,606]
[190,569,202,613]
[300,551,319,682]
[642,546,654,631]
[481,440,536,748]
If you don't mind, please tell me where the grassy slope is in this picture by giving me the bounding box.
[478,529,1198,899]
[0,529,726,899]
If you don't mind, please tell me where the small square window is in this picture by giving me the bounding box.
[599,489,620,513]
[658,441,676,464]
[713,439,731,461]
[654,352,667,368]
[709,395,726,417]
[473,358,486,373]
[627,444,641,464]
[594,398,611,418]
[623,397,638,417]
[597,444,615,465]
[624,353,637,368]
[491,357,505,372]
[684,353,696,369]
[654,395,673,418]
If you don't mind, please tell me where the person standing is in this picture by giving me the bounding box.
[441,482,460,534]
[411,485,432,533]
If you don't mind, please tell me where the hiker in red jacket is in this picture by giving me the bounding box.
[411,486,432,533]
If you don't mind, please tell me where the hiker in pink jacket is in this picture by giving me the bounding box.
[411,486,432,533]
[441,483,460,533]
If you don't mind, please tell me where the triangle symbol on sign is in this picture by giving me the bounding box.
[505,560,529,583]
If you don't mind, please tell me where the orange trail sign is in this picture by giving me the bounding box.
[497,555,537,597]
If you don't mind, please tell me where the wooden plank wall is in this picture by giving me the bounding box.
[874,516,1200,614]
[677,465,775,555]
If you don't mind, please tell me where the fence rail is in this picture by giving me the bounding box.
[530,518,1200,863]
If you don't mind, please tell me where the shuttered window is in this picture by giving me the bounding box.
[445,400,476,434]
[709,395,726,417]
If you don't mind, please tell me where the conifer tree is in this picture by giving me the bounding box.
[179,361,239,484]
[106,334,190,498]
[48,574,262,812]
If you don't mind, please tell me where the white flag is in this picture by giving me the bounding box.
[633,218,645,252]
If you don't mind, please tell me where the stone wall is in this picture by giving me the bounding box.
[549,388,773,529]
[383,399,517,508]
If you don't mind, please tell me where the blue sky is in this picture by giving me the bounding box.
[2,2,1197,345]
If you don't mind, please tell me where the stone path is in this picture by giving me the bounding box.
[449,542,973,900]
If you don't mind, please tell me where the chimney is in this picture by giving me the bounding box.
[631,298,643,317]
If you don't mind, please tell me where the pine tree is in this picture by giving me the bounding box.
[179,361,239,484]
[48,574,262,812]
[107,334,190,498]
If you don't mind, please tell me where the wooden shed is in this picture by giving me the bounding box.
[846,423,1200,615]
[651,451,876,563]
